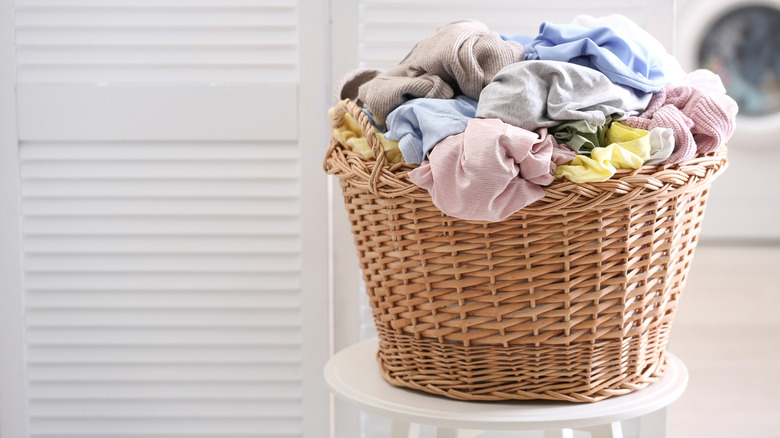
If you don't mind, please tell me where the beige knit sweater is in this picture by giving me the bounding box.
[357,20,525,125]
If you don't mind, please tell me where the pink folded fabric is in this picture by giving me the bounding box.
[408,118,576,221]
[622,85,734,164]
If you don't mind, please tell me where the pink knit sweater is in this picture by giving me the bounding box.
[621,85,735,164]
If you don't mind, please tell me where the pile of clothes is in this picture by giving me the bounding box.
[331,15,738,221]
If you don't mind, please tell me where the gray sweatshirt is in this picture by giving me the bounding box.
[475,60,652,131]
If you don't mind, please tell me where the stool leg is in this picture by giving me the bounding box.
[544,429,574,438]
[578,421,623,438]
[637,408,667,438]
[390,420,421,438]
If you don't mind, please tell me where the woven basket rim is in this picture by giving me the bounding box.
[324,98,729,216]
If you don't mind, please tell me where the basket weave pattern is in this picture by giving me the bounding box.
[324,99,728,402]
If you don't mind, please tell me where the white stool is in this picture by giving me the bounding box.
[324,338,688,438]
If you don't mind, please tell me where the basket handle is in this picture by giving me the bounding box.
[326,99,388,195]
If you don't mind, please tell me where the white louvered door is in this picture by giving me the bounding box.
[1,0,330,437]
[21,143,305,437]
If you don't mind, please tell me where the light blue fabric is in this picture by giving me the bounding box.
[500,34,534,45]
[385,95,478,164]
[523,22,666,94]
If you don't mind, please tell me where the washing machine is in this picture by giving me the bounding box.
[676,0,780,241]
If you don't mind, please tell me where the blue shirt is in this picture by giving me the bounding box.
[522,22,666,94]
[385,96,478,164]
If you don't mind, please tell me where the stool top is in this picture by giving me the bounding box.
[324,338,688,431]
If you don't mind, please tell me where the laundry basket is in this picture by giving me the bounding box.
[324,98,728,402]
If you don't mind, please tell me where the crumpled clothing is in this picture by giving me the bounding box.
[550,119,609,155]
[679,69,739,118]
[570,14,686,86]
[357,20,525,125]
[408,118,576,222]
[554,119,674,163]
[621,85,735,164]
[523,21,666,94]
[333,67,382,103]
[644,128,675,165]
[329,109,403,164]
[567,17,738,118]
[554,121,672,182]
[476,61,651,131]
[385,95,478,164]
[554,143,644,183]
[607,122,674,166]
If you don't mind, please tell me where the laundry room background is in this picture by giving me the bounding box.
[1,0,777,437]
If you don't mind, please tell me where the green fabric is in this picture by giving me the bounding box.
[554,121,653,183]
[550,119,609,155]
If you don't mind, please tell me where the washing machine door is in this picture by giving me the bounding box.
[679,0,780,145]
[677,0,780,241]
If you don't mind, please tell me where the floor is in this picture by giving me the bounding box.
[667,244,780,438]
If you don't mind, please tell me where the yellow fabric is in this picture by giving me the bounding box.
[330,110,403,164]
[604,122,653,158]
[555,122,652,183]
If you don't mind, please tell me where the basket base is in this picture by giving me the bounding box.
[376,327,669,402]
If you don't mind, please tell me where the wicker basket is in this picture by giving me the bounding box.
[324,98,728,402]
